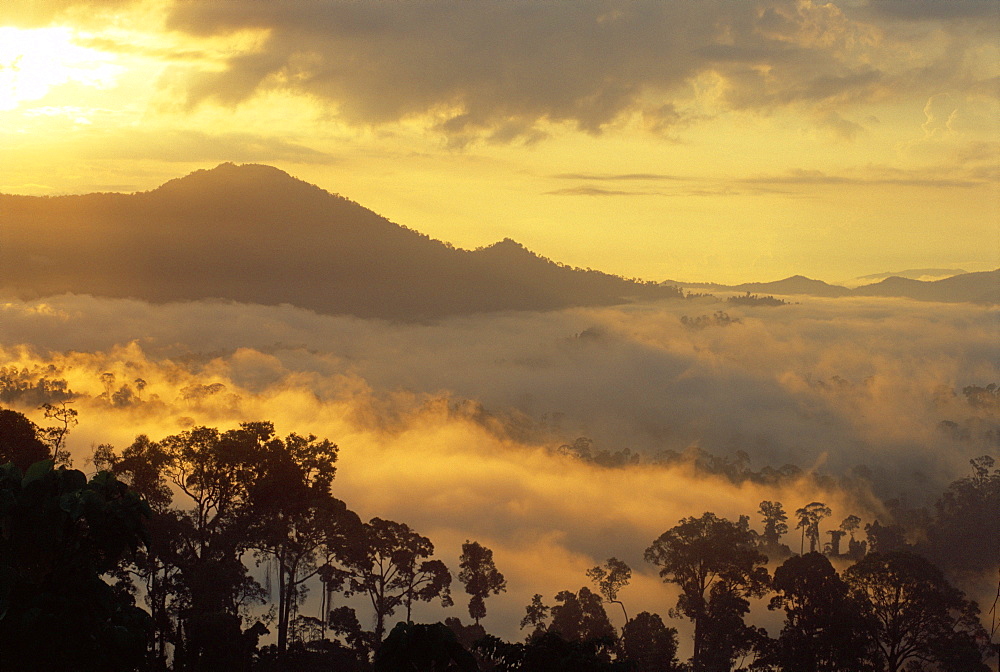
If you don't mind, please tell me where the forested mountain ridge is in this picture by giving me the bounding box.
[0,163,679,319]
[668,269,1000,304]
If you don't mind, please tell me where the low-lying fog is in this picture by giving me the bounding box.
[2,292,997,642]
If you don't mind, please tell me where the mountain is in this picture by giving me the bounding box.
[854,268,967,283]
[0,163,679,319]
[730,275,852,298]
[667,270,999,304]
[852,270,1000,303]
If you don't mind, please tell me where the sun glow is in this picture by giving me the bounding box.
[0,26,122,111]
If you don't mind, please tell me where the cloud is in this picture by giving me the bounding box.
[553,173,683,182]
[76,128,336,164]
[2,292,996,640]
[544,186,660,197]
[152,0,997,143]
[740,167,984,189]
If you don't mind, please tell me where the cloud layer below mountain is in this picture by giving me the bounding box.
[2,292,996,639]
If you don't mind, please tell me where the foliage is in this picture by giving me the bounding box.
[0,456,152,671]
[0,408,51,472]
[459,540,506,626]
[767,553,876,672]
[620,611,680,672]
[794,502,831,555]
[844,551,991,672]
[586,557,632,622]
[476,632,624,672]
[327,517,452,644]
[644,512,769,671]
[374,621,479,672]
[548,586,616,644]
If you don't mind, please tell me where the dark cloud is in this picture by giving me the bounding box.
[857,0,999,21]
[156,0,997,142]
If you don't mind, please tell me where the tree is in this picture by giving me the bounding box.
[620,611,680,672]
[844,551,991,672]
[0,407,51,471]
[586,557,632,623]
[37,401,77,465]
[374,622,479,672]
[458,540,507,626]
[839,514,866,560]
[757,500,788,550]
[768,553,875,672]
[644,512,769,672]
[245,428,362,658]
[520,594,550,641]
[477,631,620,672]
[0,458,152,671]
[548,586,616,643]
[924,455,999,575]
[327,517,452,644]
[794,502,831,554]
[864,519,907,554]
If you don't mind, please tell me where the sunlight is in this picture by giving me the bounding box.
[0,26,121,111]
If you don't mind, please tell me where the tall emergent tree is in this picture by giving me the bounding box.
[586,557,632,623]
[794,502,831,555]
[326,517,452,645]
[247,428,363,658]
[459,540,507,626]
[844,551,991,672]
[757,500,788,551]
[644,511,769,672]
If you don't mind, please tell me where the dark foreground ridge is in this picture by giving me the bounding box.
[0,163,679,320]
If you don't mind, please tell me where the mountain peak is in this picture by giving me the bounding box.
[150,162,327,200]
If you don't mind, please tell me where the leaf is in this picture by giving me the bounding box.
[22,460,54,488]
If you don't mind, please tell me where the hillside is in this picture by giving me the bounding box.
[0,163,679,319]
[669,270,999,304]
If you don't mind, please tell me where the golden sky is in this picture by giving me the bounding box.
[1,0,998,284]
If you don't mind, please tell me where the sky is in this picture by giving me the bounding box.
[1,0,998,284]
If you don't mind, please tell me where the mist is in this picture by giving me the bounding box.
[1,291,997,641]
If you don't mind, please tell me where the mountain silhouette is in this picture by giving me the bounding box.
[0,163,679,319]
[669,270,999,304]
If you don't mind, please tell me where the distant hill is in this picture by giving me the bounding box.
[855,268,967,283]
[668,270,999,304]
[0,163,679,319]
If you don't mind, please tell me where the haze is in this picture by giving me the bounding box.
[2,0,998,284]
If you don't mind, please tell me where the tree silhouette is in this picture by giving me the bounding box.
[586,557,631,623]
[0,457,152,671]
[644,512,769,671]
[519,594,550,641]
[0,408,51,472]
[794,502,831,554]
[844,551,991,672]
[458,540,506,626]
[327,517,451,645]
[758,500,788,547]
[548,586,616,643]
[768,552,876,672]
[374,622,479,672]
[620,611,681,672]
